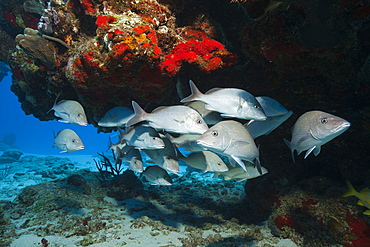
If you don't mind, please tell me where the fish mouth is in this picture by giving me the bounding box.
[334,121,351,132]
[196,139,210,148]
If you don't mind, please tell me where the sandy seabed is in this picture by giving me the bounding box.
[0,153,298,247]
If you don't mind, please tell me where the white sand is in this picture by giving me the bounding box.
[1,153,298,247]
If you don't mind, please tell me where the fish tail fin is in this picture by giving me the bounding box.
[343,180,357,197]
[126,101,148,127]
[283,138,295,163]
[180,80,203,103]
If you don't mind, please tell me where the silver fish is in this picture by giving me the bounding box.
[119,124,165,150]
[180,80,267,120]
[53,129,84,153]
[284,110,351,162]
[178,150,229,173]
[185,101,222,125]
[246,111,293,138]
[48,96,88,126]
[126,101,209,134]
[120,146,143,173]
[98,106,134,127]
[214,165,268,182]
[197,120,262,173]
[141,165,173,186]
[166,133,205,152]
[143,136,180,174]
[255,96,289,117]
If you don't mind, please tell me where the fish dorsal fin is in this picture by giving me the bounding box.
[47,93,61,114]
[360,188,370,194]
[205,88,222,94]
[358,200,365,206]
[126,101,148,127]
[152,106,168,113]
[180,80,203,103]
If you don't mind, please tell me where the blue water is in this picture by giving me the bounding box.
[0,74,110,155]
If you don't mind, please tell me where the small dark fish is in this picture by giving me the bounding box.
[141,165,173,185]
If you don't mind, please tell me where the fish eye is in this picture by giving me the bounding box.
[217,162,222,166]
[211,131,218,137]
[167,157,172,160]
[254,105,260,109]
[196,119,202,124]
[72,139,76,143]
[77,113,82,117]
[321,118,328,124]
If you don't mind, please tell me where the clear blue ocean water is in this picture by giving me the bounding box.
[0,74,110,155]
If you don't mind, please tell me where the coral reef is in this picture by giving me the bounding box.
[3,0,238,126]
[246,176,370,246]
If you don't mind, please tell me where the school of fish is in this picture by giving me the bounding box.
[49,80,351,186]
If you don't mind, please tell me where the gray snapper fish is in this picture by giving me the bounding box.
[53,129,84,153]
[98,106,134,127]
[177,150,229,173]
[119,124,165,150]
[214,165,268,182]
[166,133,205,152]
[246,110,293,138]
[126,101,209,134]
[184,101,222,125]
[180,80,267,121]
[141,165,173,185]
[284,110,351,162]
[119,145,143,173]
[197,120,262,174]
[48,96,88,126]
[143,136,180,174]
[255,96,289,116]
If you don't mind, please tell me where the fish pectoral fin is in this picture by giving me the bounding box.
[58,119,70,124]
[364,210,370,215]
[220,113,235,118]
[313,146,321,156]
[231,155,247,171]
[304,146,317,159]
[228,157,237,167]
[358,200,365,206]
[231,140,250,149]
